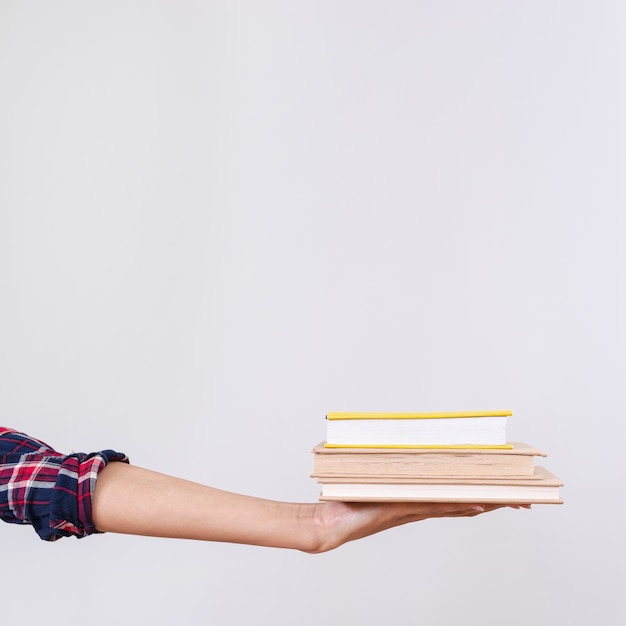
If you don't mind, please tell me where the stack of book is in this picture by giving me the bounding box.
[312,411,563,504]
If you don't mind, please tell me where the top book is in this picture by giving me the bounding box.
[325,411,512,448]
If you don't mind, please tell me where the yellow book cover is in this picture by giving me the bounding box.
[326,410,513,420]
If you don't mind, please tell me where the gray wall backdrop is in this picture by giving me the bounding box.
[1,1,624,624]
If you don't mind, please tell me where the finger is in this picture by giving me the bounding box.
[443,503,509,518]
[412,502,492,516]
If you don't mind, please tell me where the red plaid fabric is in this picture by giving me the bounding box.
[0,427,128,541]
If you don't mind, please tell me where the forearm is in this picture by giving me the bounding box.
[92,462,322,551]
[92,462,518,554]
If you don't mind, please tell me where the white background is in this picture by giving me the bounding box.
[1,2,624,624]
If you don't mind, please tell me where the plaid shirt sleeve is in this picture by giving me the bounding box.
[0,427,128,541]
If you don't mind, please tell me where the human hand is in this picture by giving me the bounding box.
[305,501,530,553]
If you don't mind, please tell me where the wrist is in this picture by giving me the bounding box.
[297,502,343,554]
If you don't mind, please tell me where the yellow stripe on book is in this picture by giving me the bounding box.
[323,443,514,449]
[326,411,513,420]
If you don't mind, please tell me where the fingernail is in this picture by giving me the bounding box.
[471,505,485,512]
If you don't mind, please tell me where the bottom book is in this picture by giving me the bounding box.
[317,466,564,504]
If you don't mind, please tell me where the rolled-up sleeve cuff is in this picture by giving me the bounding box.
[1,428,128,542]
[46,450,129,541]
